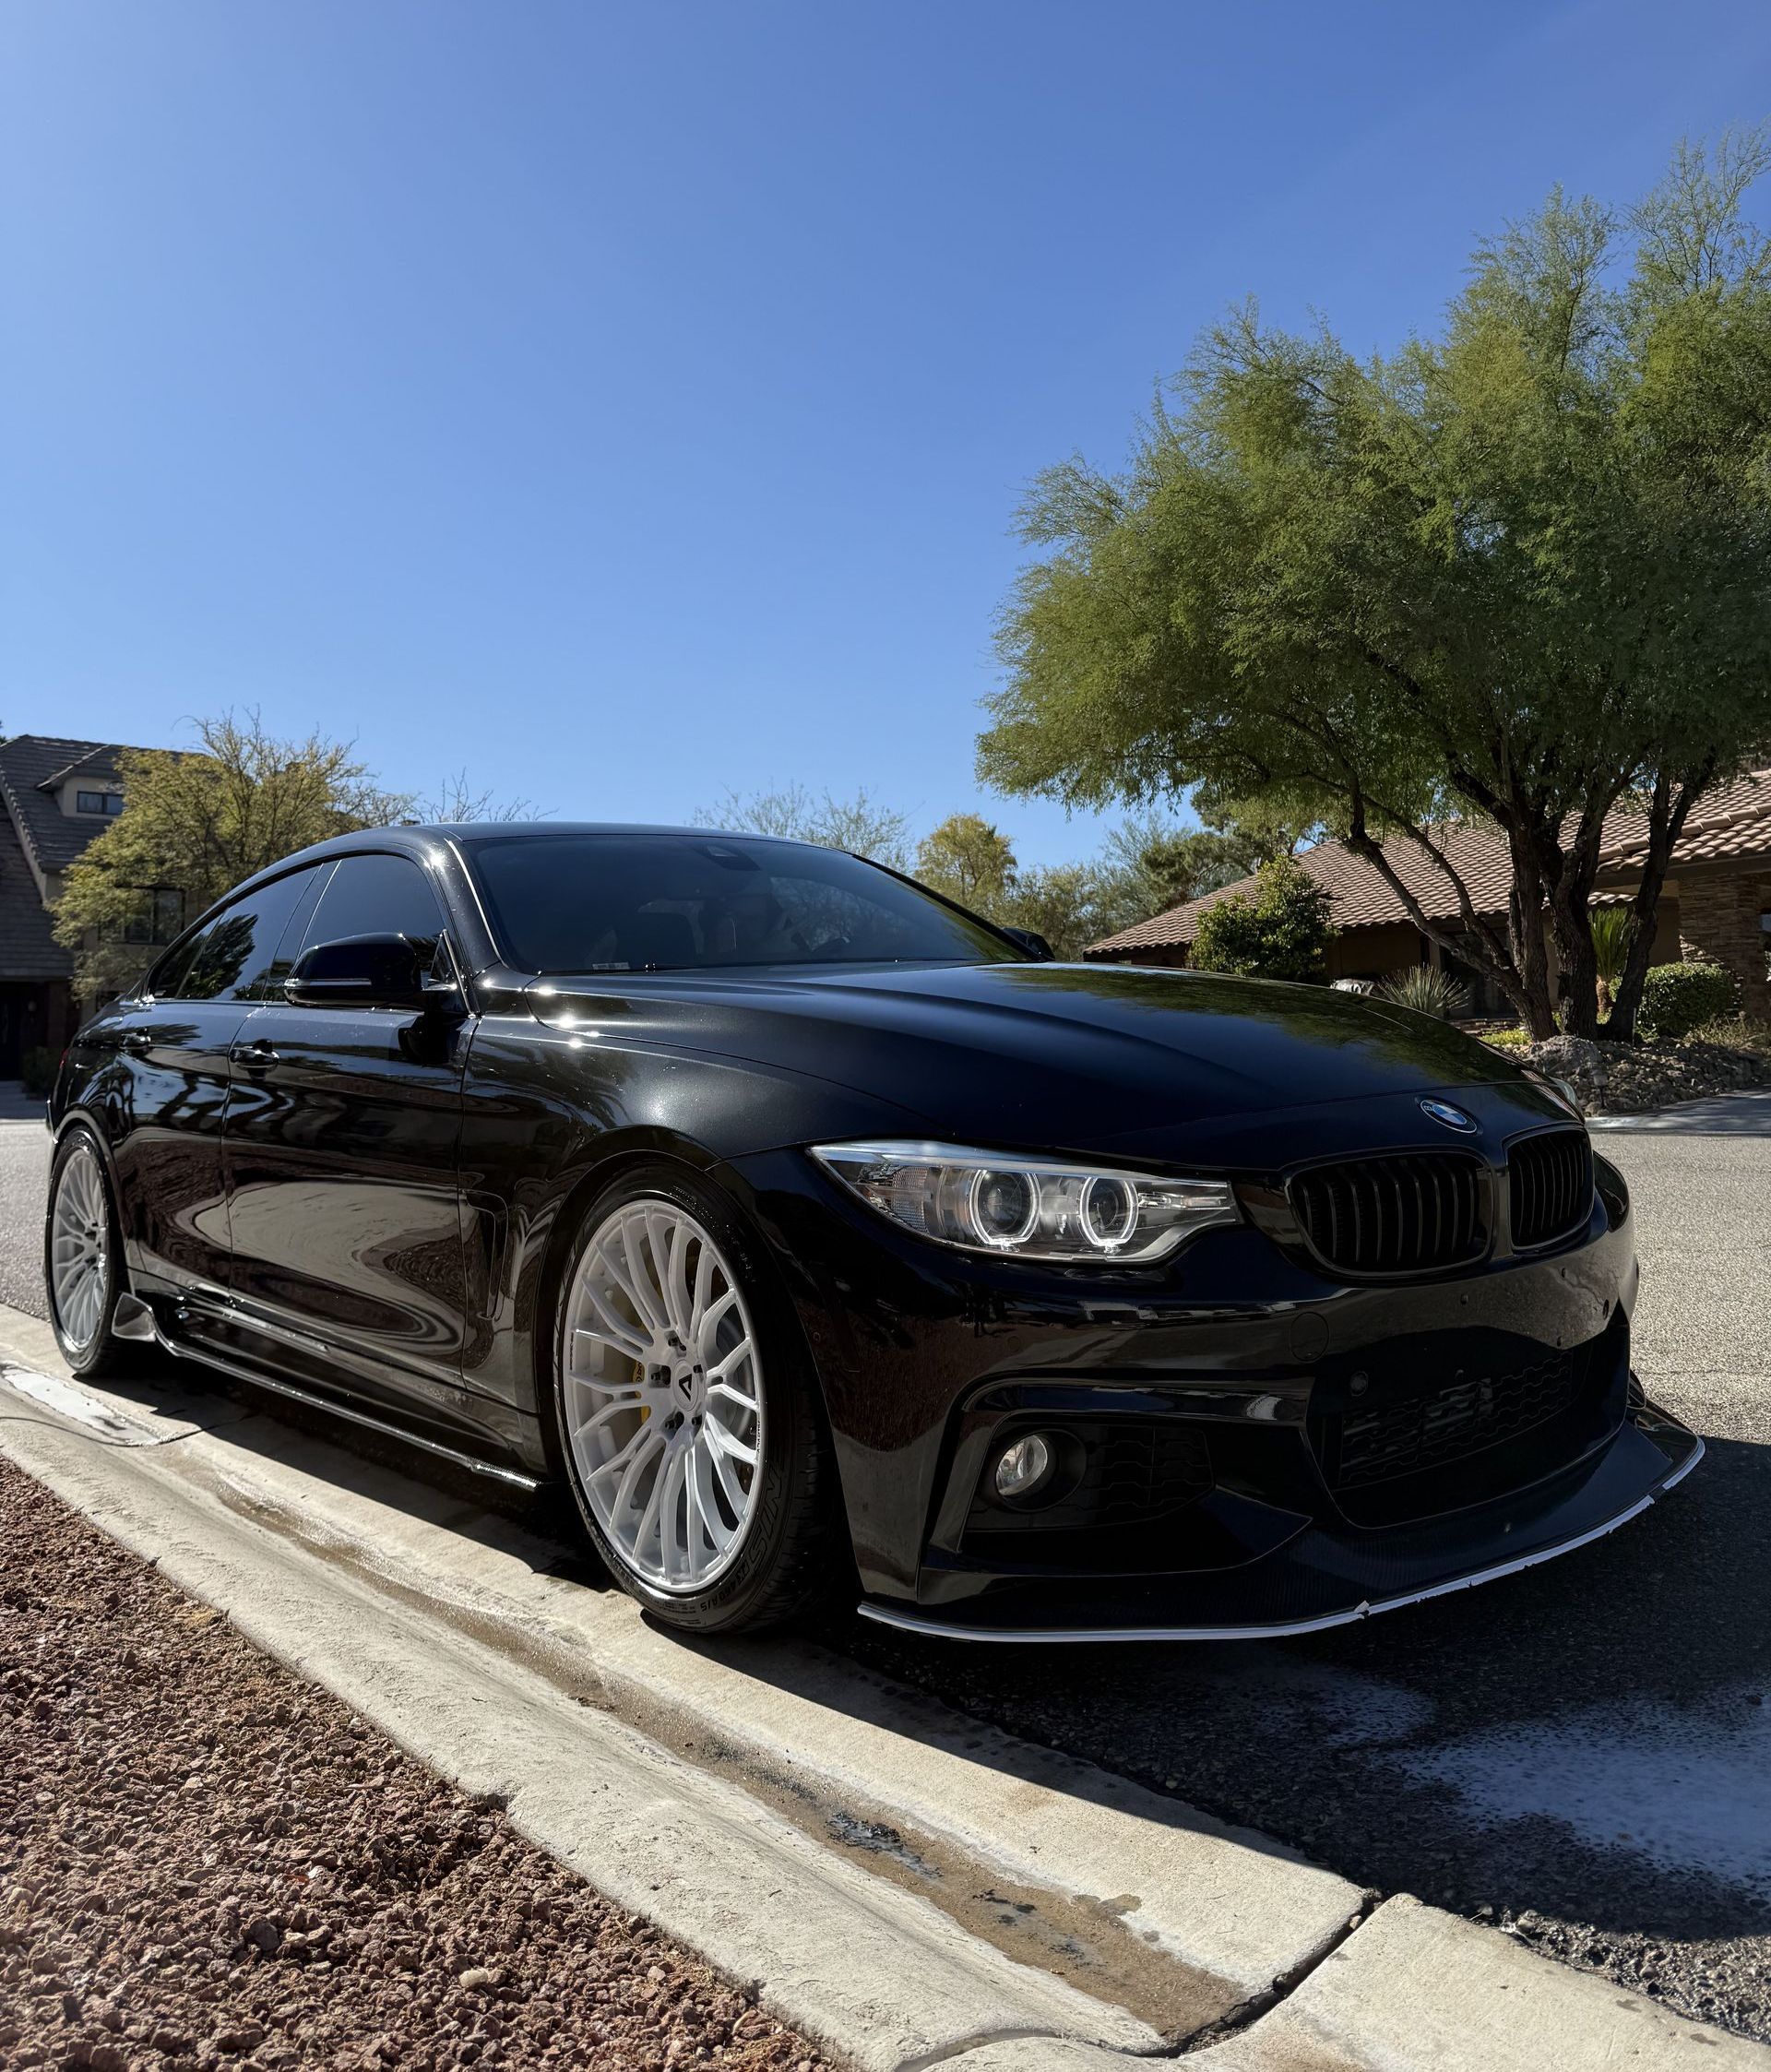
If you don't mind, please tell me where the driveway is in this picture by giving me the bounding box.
[13,1095,1770,2042]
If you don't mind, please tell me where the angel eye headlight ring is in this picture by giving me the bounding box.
[809,1141,1240,1265]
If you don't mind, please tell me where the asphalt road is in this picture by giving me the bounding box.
[14,1106,1771,2042]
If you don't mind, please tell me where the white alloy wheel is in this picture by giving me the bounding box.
[561,1199,766,1594]
[50,1137,111,1354]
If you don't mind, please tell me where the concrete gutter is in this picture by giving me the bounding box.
[950,1893,1771,2069]
[1,1302,1764,2071]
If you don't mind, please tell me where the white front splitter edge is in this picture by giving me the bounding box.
[857,1435,1705,1644]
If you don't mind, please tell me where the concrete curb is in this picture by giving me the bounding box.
[0,1304,1362,2037]
[4,1305,1766,2071]
[0,1363,1163,2070]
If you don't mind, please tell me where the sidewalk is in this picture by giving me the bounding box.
[1590,1088,1771,1136]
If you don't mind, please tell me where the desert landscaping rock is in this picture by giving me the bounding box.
[1521,1032,1771,1113]
[0,1455,830,2072]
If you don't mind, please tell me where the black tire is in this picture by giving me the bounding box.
[44,1123,144,1380]
[549,1162,841,1637]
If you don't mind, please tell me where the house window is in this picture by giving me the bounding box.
[118,886,184,946]
[76,790,125,816]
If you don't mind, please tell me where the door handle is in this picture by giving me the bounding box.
[230,1038,279,1072]
[120,1031,152,1055]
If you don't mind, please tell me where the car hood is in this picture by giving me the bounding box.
[523,960,1551,1155]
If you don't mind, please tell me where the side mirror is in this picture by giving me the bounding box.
[286,934,427,1010]
[1002,925,1056,961]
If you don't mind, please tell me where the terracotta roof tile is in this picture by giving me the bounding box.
[1088,769,1771,958]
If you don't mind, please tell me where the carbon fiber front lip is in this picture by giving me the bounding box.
[857,1418,1704,1644]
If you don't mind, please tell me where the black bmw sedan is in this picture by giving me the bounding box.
[46,823,1700,1639]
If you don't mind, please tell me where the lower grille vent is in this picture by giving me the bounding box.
[1321,1350,1585,1490]
[1089,1425,1214,1527]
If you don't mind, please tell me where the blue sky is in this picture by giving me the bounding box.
[5,2,1770,864]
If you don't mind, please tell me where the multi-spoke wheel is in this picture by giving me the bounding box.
[552,1167,838,1634]
[45,1124,137,1377]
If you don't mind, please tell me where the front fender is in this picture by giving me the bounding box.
[454,1010,931,1441]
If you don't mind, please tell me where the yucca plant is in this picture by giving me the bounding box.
[1590,906,1636,1022]
[1377,964,1470,1021]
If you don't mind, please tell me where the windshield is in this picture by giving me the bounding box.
[465,832,1023,974]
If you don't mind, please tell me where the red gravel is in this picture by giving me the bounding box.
[0,1455,833,2072]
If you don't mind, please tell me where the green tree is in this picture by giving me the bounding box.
[1190,857,1337,982]
[983,135,1771,1039]
[698,783,913,874]
[916,813,1018,907]
[53,712,409,1000]
[1002,861,1143,960]
[1105,797,1309,920]
[913,812,1135,958]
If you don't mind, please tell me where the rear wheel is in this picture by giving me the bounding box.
[552,1165,838,1635]
[45,1125,141,1379]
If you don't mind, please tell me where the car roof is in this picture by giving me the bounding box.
[221,820,833,900]
[434,822,807,845]
[244,820,815,874]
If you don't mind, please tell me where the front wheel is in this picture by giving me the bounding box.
[552,1166,839,1635]
[45,1125,141,1379]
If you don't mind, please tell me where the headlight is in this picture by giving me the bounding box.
[809,1140,1239,1263]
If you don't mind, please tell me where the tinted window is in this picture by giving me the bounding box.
[467,834,1019,973]
[146,923,209,1000]
[299,852,446,963]
[244,864,331,999]
[159,867,327,1003]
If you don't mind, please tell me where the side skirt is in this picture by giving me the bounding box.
[143,1297,544,1494]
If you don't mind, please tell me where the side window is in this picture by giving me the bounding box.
[298,852,446,965]
[244,863,332,1001]
[146,921,216,1002]
[167,909,256,1002]
[157,867,327,1004]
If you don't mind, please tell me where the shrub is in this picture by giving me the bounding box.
[1682,1012,1771,1056]
[1482,1026,1530,1052]
[1589,906,1636,1019]
[1376,965,1470,1020]
[1638,959,1737,1040]
[1191,857,1336,982]
[18,1046,59,1100]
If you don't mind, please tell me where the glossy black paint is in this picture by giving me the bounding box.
[51,822,1699,1635]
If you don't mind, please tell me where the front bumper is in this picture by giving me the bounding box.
[732,1103,1696,1639]
[854,1394,1702,1641]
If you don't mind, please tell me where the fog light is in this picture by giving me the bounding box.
[993,1432,1054,1503]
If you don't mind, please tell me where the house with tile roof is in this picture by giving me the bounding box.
[0,734,176,1075]
[1087,769,1771,1018]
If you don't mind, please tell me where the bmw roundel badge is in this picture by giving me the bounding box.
[1419,1097,1479,1134]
